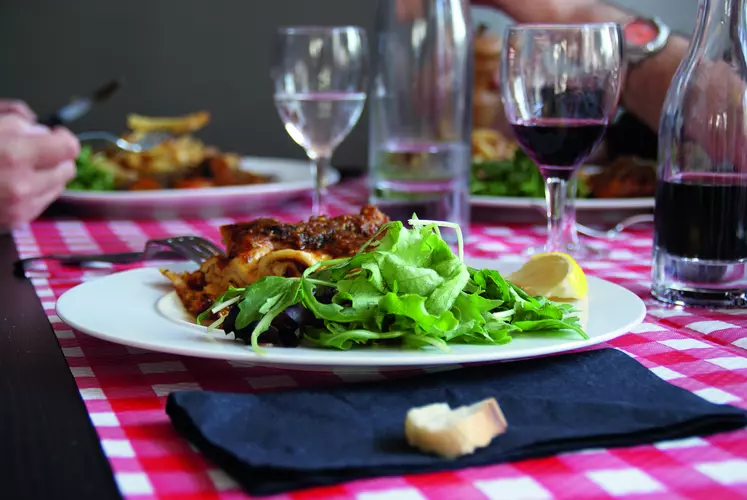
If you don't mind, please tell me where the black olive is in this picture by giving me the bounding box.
[313,285,335,304]
[222,305,240,334]
[256,326,282,345]
[225,302,319,348]
[271,310,299,332]
[278,328,302,347]
[283,303,305,325]
[234,320,260,344]
[269,311,303,347]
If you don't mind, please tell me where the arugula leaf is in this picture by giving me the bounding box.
[376,251,444,295]
[335,272,385,309]
[233,277,299,330]
[305,323,406,350]
[300,278,375,323]
[196,286,245,325]
[378,293,459,335]
[245,279,302,352]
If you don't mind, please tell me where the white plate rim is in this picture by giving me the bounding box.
[55,259,647,369]
[471,195,654,210]
[59,156,341,202]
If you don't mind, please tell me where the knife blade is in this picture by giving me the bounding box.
[40,79,121,128]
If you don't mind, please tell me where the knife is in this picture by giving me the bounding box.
[40,79,121,128]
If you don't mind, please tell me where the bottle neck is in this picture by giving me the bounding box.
[697,0,744,35]
[691,0,746,65]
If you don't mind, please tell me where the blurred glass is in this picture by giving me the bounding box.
[368,0,473,231]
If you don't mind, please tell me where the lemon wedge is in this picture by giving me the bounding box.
[508,252,588,300]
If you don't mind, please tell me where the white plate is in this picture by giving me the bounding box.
[57,156,341,219]
[55,258,646,372]
[471,195,654,211]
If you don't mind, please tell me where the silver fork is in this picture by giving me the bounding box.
[76,131,172,153]
[576,214,655,240]
[14,236,224,275]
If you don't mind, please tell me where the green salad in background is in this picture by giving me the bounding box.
[67,145,116,191]
[470,149,591,198]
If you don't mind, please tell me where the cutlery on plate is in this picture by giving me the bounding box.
[14,236,224,276]
[39,80,121,128]
[76,131,172,153]
[575,214,654,240]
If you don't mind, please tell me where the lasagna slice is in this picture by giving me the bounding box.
[162,205,389,317]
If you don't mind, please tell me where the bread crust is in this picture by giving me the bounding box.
[404,398,507,459]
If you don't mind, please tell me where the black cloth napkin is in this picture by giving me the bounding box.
[166,349,747,496]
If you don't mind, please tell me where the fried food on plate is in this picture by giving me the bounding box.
[126,111,211,134]
[68,109,276,192]
[111,134,208,176]
[472,128,518,163]
[162,205,390,318]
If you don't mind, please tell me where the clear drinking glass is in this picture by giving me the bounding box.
[501,24,624,256]
[368,0,472,229]
[272,26,368,215]
[652,0,747,308]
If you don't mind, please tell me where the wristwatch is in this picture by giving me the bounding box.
[622,17,671,65]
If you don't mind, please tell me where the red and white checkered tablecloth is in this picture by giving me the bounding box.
[12,183,747,500]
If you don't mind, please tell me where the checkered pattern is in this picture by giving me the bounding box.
[12,182,747,500]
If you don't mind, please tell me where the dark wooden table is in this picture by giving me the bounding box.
[0,234,121,500]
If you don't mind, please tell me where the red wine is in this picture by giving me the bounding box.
[654,174,747,261]
[511,119,607,180]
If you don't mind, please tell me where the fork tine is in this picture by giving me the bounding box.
[190,237,224,256]
[165,237,209,263]
[183,237,222,259]
[151,236,224,264]
[180,237,223,262]
[176,237,213,261]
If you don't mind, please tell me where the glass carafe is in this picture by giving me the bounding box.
[368,0,473,231]
[652,0,747,308]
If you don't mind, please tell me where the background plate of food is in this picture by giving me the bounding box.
[58,111,340,219]
[470,129,656,211]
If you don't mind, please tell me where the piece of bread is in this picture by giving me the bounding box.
[404,398,507,459]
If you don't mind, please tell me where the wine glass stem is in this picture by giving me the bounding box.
[310,155,330,215]
[544,176,575,252]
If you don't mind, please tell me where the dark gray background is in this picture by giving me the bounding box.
[0,0,697,172]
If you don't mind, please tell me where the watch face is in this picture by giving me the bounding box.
[624,19,659,46]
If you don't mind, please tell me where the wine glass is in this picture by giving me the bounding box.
[272,26,368,215]
[501,24,624,257]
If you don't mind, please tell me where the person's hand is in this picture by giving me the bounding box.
[473,0,601,25]
[0,113,79,227]
[0,99,36,122]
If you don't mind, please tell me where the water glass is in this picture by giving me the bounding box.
[272,26,368,215]
[368,0,472,229]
